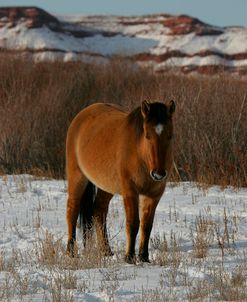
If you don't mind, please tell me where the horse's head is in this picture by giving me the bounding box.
[141,100,175,182]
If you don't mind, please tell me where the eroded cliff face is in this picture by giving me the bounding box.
[1,6,247,75]
[0,7,60,29]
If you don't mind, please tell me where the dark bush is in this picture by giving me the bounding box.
[0,57,246,187]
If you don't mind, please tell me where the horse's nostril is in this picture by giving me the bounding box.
[150,170,167,181]
[161,170,167,178]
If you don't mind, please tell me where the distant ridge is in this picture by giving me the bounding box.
[0,6,247,75]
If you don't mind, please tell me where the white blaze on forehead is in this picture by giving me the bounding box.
[154,124,164,135]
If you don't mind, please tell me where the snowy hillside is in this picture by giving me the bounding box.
[1,7,247,74]
[0,175,247,300]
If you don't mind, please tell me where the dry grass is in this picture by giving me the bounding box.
[33,230,119,271]
[0,229,123,301]
[213,265,247,301]
[0,57,246,187]
[151,231,182,270]
[0,223,246,301]
[191,214,215,258]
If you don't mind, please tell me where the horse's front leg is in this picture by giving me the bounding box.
[138,196,160,262]
[122,192,139,264]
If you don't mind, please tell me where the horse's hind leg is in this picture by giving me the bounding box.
[66,168,87,257]
[93,189,113,256]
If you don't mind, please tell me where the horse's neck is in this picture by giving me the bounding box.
[138,138,149,173]
[129,136,148,175]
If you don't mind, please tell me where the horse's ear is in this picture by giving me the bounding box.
[141,100,150,118]
[168,100,176,116]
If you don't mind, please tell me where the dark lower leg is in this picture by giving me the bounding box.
[138,225,152,262]
[123,195,139,264]
[93,189,113,255]
[66,197,81,256]
[139,197,159,262]
[125,222,139,263]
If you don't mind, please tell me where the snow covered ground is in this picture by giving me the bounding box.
[0,175,247,301]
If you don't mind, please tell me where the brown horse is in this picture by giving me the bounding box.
[66,100,175,263]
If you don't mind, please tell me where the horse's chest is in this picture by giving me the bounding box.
[135,177,166,198]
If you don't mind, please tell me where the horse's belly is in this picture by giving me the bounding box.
[92,175,121,195]
[77,144,121,195]
[81,162,121,194]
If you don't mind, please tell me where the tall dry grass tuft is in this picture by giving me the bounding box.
[152,231,181,270]
[0,56,246,187]
[191,214,215,258]
[33,230,120,271]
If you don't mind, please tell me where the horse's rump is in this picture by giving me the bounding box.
[66,103,127,194]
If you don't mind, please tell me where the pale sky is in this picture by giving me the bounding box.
[0,0,246,27]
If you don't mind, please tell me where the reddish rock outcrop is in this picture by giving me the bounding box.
[0,6,60,29]
[0,7,246,75]
[135,50,247,63]
[120,14,224,36]
[162,15,223,35]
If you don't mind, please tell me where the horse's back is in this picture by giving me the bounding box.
[82,102,126,115]
[70,102,126,128]
[66,103,127,194]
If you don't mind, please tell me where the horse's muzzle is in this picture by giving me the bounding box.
[150,170,167,182]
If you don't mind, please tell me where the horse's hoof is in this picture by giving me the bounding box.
[66,248,74,258]
[138,254,150,263]
[124,254,136,264]
[66,250,74,258]
[104,249,114,257]
[67,240,75,258]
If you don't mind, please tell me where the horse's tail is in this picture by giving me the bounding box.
[79,181,96,246]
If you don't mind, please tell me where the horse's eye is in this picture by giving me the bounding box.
[145,134,151,140]
[168,135,173,140]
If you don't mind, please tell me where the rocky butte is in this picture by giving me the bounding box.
[0,6,247,75]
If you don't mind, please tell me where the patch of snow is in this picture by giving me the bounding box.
[0,23,157,56]
[0,175,246,300]
[155,55,247,69]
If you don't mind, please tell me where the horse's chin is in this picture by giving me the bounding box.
[150,171,167,182]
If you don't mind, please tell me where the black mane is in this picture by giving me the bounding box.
[127,106,144,139]
[127,102,169,139]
